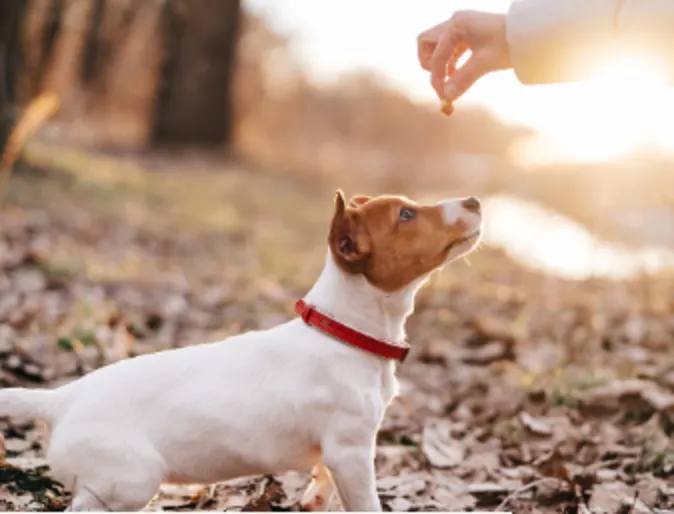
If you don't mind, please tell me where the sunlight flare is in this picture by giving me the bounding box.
[512,53,674,166]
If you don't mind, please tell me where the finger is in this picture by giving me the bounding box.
[416,22,446,71]
[443,55,488,103]
[417,37,436,71]
[430,28,463,99]
[447,43,469,77]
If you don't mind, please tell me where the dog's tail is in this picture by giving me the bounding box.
[0,388,60,423]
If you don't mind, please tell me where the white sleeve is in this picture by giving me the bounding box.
[506,0,674,84]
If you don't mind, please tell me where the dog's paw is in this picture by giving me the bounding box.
[299,489,329,512]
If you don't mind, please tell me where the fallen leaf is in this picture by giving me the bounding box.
[519,412,553,437]
[377,474,426,497]
[461,340,515,365]
[467,482,508,501]
[431,486,477,511]
[241,476,286,511]
[534,448,572,484]
[579,380,651,416]
[422,422,465,469]
[640,385,674,412]
[3,438,31,454]
[387,497,412,511]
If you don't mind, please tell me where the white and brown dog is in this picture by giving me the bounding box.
[0,191,482,511]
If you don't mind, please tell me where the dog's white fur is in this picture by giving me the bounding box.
[0,197,481,512]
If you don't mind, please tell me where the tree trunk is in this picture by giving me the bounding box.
[151,0,241,148]
[0,0,27,153]
[81,0,106,87]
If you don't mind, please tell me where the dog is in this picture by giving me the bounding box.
[0,191,482,511]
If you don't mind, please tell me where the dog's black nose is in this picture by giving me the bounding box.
[461,196,481,214]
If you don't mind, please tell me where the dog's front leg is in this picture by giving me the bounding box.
[323,436,380,512]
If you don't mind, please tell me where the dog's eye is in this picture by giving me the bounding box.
[399,208,416,222]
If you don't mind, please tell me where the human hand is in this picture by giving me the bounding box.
[417,11,512,111]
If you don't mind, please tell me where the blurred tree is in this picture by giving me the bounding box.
[80,0,150,98]
[21,0,64,100]
[151,0,241,148]
[0,0,27,154]
[81,0,106,87]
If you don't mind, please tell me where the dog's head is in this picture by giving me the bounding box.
[328,191,482,292]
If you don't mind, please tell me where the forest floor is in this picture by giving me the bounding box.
[0,141,672,512]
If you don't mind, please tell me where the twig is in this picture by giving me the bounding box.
[494,477,559,512]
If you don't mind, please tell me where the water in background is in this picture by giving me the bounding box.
[482,195,674,280]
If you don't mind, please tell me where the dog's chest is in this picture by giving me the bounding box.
[379,361,399,405]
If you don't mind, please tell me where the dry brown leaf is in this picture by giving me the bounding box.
[422,422,466,469]
[387,497,412,511]
[215,490,249,511]
[461,340,515,365]
[274,471,309,509]
[376,445,416,476]
[519,411,553,437]
[377,474,427,497]
[588,483,645,514]
[4,456,49,470]
[534,448,572,484]
[431,486,477,511]
[467,482,509,502]
[640,385,674,412]
[241,476,286,511]
[418,339,452,365]
[579,379,651,416]
[3,438,31,454]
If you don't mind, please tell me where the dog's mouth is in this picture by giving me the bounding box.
[444,229,481,253]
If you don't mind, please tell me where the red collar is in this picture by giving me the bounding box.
[295,299,410,362]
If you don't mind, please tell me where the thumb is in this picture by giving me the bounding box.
[443,55,488,102]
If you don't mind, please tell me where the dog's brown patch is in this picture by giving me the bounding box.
[328,191,469,292]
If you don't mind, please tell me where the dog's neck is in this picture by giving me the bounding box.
[303,251,428,345]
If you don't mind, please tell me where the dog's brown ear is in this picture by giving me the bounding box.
[329,191,371,273]
[348,194,372,208]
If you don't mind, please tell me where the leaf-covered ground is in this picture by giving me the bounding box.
[0,143,672,512]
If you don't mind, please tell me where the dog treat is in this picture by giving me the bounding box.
[440,100,454,116]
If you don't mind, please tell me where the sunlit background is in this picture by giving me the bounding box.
[9,0,674,282]
[242,0,674,279]
[249,0,674,166]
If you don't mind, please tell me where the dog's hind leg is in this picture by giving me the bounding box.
[50,430,165,511]
[67,486,115,512]
[65,467,162,512]
[300,464,336,511]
